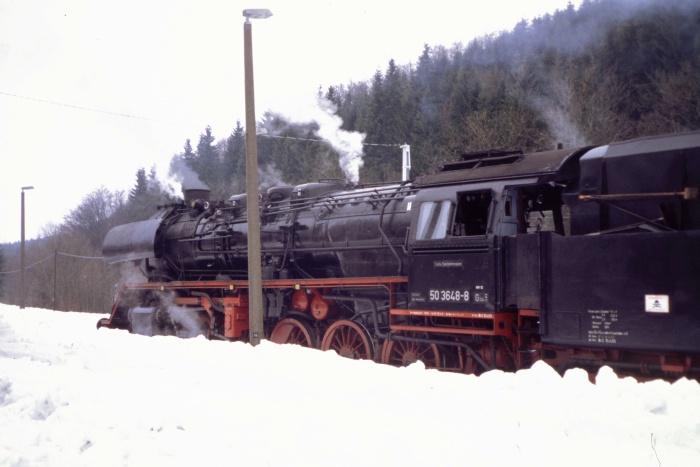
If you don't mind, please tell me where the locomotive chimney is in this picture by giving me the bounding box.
[171,159,212,205]
[182,177,211,205]
[183,187,211,205]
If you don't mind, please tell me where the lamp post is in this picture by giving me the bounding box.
[243,8,272,346]
[20,185,34,309]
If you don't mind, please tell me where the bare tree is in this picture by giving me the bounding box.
[63,187,126,250]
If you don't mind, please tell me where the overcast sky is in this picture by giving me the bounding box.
[0,0,582,243]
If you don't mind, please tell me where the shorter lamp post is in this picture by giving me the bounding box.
[20,185,34,309]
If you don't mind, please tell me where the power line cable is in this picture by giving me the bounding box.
[57,252,103,260]
[0,90,183,125]
[0,254,55,275]
[1,90,403,147]
[0,251,103,275]
[259,132,401,148]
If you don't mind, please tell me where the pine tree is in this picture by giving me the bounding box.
[223,121,246,192]
[195,125,220,186]
[128,168,148,203]
[182,139,195,163]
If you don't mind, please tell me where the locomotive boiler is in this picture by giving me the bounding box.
[98,130,700,380]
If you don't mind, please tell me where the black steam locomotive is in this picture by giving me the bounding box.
[98,130,700,380]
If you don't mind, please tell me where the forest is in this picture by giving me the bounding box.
[1,0,699,312]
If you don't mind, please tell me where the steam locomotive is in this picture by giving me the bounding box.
[98,130,700,380]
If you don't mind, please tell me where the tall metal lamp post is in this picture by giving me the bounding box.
[20,185,34,309]
[243,8,272,346]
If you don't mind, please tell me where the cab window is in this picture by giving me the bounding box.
[416,200,452,240]
[519,186,568,235]
[453,190,492,236]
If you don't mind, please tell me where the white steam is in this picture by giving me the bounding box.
[523,71,590,148]
[118,262,148,285]
[168,157,210,192]
[258,164,287,190]
[276,97,366,184]
[313,97,366,183]
[165,306,207,338]
[532,93,590,148]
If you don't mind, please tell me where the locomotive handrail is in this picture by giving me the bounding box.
[266,184,417,209]
[244,186,419,224]
[206,244,408,255]
[578,187,698,201]
[377,185,409,275]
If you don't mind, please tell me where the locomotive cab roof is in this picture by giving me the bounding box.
[414,146,590,188]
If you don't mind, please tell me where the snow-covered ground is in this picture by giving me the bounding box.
[1,305,699,466]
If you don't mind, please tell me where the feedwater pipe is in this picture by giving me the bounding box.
[191,291,224,313]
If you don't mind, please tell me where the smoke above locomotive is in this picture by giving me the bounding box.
[99,130,700,382]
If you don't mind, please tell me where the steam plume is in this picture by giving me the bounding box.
[311,97,366,183]
[273,97,365,184]
[168,157,210,192]
[258,164,287,190]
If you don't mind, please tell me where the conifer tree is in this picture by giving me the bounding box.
[223,121,246,192]
[128,168,148,203]
[195,125,220,187]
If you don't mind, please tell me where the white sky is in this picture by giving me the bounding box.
[2,305,700,466]
[0,0,583,243]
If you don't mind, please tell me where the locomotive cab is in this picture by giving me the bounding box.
[406,145,584,316]
[407,185,500,313]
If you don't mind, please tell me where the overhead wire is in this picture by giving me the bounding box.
[0,252,103,275]
[0,90,171,122]
[0,89,403,148]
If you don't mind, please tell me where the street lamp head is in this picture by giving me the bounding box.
[243,9,272,20]
[21,186,34,191]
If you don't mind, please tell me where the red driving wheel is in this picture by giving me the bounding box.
[381,333,443,369]
[269,318,318,348]
[320,319,374,360]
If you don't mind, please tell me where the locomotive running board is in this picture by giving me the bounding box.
[107,276,407,291]
[99,276,409,330]
[388,309,516,337]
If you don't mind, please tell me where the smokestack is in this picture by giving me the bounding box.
[181,175,210,204]
[183,186,210,205]
[169,158,211,204]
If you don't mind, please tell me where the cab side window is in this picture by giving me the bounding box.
[453,190,492,236]
[416,200,452,240]
[519,186,568,235]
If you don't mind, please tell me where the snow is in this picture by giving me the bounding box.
[1,305,699,466]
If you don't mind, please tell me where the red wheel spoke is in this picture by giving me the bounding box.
[381,332,443,369]
[321,320,373,360]
[270,318,317,348]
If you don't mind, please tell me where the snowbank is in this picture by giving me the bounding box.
[1,306,699,466]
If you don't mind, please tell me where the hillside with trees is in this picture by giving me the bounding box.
[0,167,177,312]
[171,0,700,186]
[2,0,698,311]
